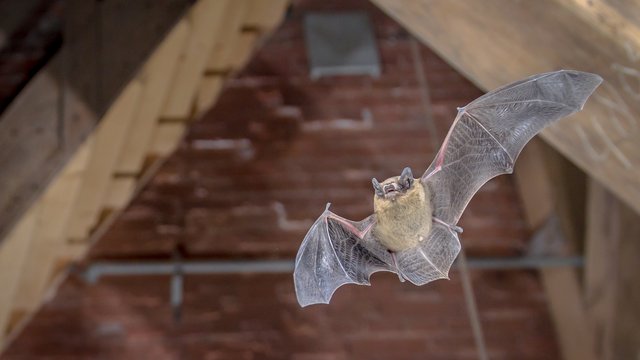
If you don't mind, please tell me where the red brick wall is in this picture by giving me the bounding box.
[2,0,560,359]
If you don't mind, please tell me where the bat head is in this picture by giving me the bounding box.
[372,167,414,201]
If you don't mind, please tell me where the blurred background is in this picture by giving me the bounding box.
[0,0,638,359]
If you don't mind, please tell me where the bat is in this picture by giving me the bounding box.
[293,70,602,307]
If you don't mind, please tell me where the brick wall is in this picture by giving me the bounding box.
[2,0,560,358]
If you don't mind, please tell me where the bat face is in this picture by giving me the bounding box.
[372,167,414,201]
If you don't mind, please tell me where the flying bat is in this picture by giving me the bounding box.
[293,70,602,307]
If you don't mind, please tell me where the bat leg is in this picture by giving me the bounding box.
[390,251,406,282]
[433,216,464,234]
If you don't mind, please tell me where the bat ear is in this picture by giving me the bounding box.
[372,178,384,196]
[400,167,413,188]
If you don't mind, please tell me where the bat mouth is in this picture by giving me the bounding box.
[383,183,399,195]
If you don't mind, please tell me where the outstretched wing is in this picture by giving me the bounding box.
[422,70,602,225]
[293,204,395,307]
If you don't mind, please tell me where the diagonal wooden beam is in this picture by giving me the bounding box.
[65,81,142,242]
[371,0,640,216]
[5,141,92,346]
[0,0,290,351]
[514,139,597,360]
[161,0,231,120]
[0,206,37,343]
[584,179,640,360]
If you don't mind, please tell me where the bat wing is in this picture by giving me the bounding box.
[396,220,461,285]
[396,70,601,286]
[293,204,395,307]
[422,70,602,225]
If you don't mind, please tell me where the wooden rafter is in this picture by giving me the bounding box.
[371,0,640,216]
[0,0,289,350]
[513,140,598,360]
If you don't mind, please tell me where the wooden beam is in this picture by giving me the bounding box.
[162,0,230,119]
[9,141,92,328]
[115,20,191,176]
[206,0,250,73]
[151,122,187,156]
[0,0,192,243]
[0,62,97,244]
[514,139,597,360]
[584,179,617,359]
[0,0,291,348]
[65,81,142,241]
[371,0,640,215]
[243,0,289,31]
[0,206,37,343]
[584,178,640,360]
[106,19,191,210]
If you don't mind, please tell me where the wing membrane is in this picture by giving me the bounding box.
[293,206,394,307]
[422,70,602,224]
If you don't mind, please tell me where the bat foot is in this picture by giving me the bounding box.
[433,217,463,234]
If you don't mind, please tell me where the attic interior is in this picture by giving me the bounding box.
[0,0,638,359]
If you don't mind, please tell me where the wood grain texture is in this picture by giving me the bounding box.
[244,0,289,30]
[0,0,291,348]
[584,179,617,360]
[162,0,230,119]
[10,141,92,327]
[514,140,597,360]
[0,206,37,344]
[66,81,142,241]
[206,0,250,72]
[115,20,191,176]
[372,0,640,215]
[584,179,640,360]
[0,0,190,243]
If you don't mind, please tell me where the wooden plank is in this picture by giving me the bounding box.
[0,71,61,242]
[162,0,230,119]
[584,178,640,360]
[371,0,640,215]
[584,179,617,359]
[513,139,554,230]
[10,140,92,321]
[243,0,289,30]
[104,177,137,210]
[513,140,598,360]
[62,0,191,115]
[115,19,191,176]
[151,122,187,156]
[612,192,640,360]
[232,31,261,70]
[0,0,191,243]
[539,267,598,360]
[66,81,142,241]
[561,0,640,53]
[0,206,37,344]
[540,143,587,251]
[196,75,226,115]
[206,0,250,73]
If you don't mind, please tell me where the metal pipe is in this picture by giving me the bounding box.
[82,256,583,284]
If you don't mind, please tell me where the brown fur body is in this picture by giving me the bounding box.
[372,178,432,252]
